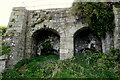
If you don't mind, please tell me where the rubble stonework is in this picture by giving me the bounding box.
[1,6,120,70]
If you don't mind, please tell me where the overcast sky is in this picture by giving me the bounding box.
[0,0,74,26]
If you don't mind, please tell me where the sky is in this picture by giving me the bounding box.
[0,0,74,26]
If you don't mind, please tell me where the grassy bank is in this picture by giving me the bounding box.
[2,50,120,79]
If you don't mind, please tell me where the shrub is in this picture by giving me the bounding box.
[109,49,120,54]
[2,69,21,79]
[72,2,117,37]
[0,46,11,56]
[14,58,32,70]
[2,52,120,78]
[0,26,7,36]
[9,25,12,28]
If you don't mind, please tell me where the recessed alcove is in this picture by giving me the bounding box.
[74,27,102,53]
[32,28,60,56]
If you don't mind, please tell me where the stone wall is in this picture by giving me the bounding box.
[5,7,28,68]
[1,6,119,70]
[113,7,120,49]
[101,32,114,54]
[0,55,8,73]
[24,8,88,60]
[4,7,89,68]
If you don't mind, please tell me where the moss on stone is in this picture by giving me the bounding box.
[46,11,51,14]
[37,19,45,24]
[11,18,15,22]
[49,16,52,20]
[9,25,12,28]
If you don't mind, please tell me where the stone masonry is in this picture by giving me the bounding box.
[5,7,89,68]
[113,6,120,49]
[1,6,120,70]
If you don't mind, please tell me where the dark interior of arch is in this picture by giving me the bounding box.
[32,28,60,56]
[74,28,102,53]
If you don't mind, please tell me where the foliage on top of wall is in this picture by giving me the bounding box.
[72,2,120,38]
[114,2,120,8]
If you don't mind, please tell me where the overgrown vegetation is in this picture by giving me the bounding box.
[2,49,120,79]
[37,19,45,24]
[0,46,11,56]
[11,18,15,22]
[32,12,53,27]
[49,16,52,20]
[72,2,120,37]
[0,26,11,55]
[42,40,53,50]
[32,13,38,17]
[40,40,58,55]
[0,26,7,36]
[31,18,45,27]
[8,24,12,28]
[1,1,120,79]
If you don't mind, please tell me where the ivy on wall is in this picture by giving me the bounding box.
[0,46,11,55]
[0,26,7,36]
[72,2,120,38]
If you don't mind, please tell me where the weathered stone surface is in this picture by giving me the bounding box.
[1,6,119,71]
[0,55,8,60]
[102,32,114,54]
[0,61,6,73]
[0,55,8,73]
[113,7,120,49]
[5,7,28,69]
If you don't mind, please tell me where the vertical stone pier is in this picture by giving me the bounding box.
[60,37,74,60]
[6,7,28,68]
[113,7,120,49]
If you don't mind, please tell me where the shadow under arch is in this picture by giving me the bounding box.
[73,27,102,54]
[31,28,60,57]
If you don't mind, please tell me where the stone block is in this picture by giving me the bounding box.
[0,55,8,60]
[0,60,6,73]
[117,15,120,19]
[60,49,68,53]
[60,52,73,60]
[13,7,26,11]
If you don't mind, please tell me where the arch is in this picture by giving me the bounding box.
[74,27,89,38]
[31,28,60,57]
[73,27,102,53]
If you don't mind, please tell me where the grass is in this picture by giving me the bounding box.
[2,50,120,79]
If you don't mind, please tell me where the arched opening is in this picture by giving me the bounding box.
[74,27,102,53]
[32,28,60,56]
